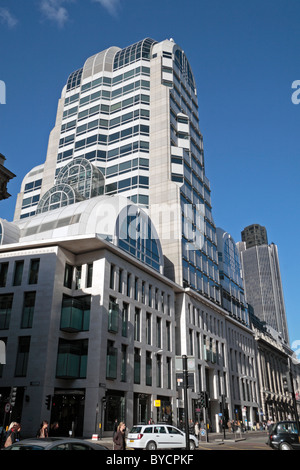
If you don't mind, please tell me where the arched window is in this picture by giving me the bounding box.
[56,157,104,199]
[116,207,163,272]
[36,184,83,214]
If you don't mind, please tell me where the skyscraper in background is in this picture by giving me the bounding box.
[238,225,290,344]
[241,224,268,249]
[13,38,220,304]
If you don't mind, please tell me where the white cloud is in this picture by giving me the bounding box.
[92,0,121,17]
[39,0,71,28]
[0,7,18,28]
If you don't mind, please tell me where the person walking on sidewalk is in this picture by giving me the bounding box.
[113,422,126,450]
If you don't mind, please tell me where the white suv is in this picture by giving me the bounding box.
[127,424,198,450]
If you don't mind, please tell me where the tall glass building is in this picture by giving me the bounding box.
[238,227,290,345]
[14,38,220,303]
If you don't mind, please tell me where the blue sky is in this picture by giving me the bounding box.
[0,0,299,351]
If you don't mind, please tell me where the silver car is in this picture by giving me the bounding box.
[2,437,108,451]
[127,424,198,450]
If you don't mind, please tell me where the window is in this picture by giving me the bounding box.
[156,355,162,388]
[0,294,13,329]
[75,266,82,290]
[167,357,171,389]
[146,351,152,386]
[127,273,131,297]
[64,264,73,289]
[134,308,140,341]
[106,340,117,379]
[13,261,24,286]
[86,263,93,288]
[21,292,36,328]
[134,348,141,384]
[166,321,171,351]
[121,345,127,382]
[15,336,31,377]
[0,262,8,288]
[56,338,88,379]
[118,269,123,293]
[108,297,119,333]
[28,259,40,284]
[146,313,152,345]
[148,285,152,307]
[110,264,115,290]
[60,295,91,332]
[156,317,161,348]
[122,303,128,337]
[134,277,138,301]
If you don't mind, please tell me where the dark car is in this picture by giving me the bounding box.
[2,437,108,451]
[267,421,300,450]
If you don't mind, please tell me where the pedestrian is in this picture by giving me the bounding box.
[112,419,118,450]
[3,422,21,448]
[113,422,126,450]
[37,420,49,438]
[49,422,60,436]
[227,420,232,433]
[194,421,200,439]
[188,419,194,435]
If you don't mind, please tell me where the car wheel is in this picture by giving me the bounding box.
[146,441,157,450]
[279,442,292,450]
[189,440,196,450]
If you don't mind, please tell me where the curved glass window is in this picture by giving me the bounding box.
[224,237,241,274]
[56,157,104,199]
[36,184,84,214]
[113,38,157,70]
[117,208,162,271]
[174,49,195,91]
[67,68,83,91]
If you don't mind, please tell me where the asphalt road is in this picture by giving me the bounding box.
[90,430,272,451]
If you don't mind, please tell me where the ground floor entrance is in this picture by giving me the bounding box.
[50,389,85,437]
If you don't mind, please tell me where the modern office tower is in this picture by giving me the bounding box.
[241,224,268,249]
[13,38,220,304]
[216,228,248,325]
[238,227,290,345]
[0,39,264,436]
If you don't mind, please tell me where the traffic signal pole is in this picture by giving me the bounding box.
[182,355,190,451]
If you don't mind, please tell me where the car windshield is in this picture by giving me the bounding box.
[6,444,45,450]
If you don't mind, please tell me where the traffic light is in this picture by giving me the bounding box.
[9,387,17,407]
[45,395,52,410]
[282,374,292,393]
[199,391,208,408]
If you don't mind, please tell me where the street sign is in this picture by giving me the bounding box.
[175,356,195,372]
[154,400,161,407]
[176,372,194,389]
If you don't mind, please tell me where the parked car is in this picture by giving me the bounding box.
[2,437,108,451]
[127,424,198,450]
[267,421,300,450]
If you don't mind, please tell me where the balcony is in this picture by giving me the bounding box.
[60,295,90,332]
[56,339,88,379]
[108,300,119,333]
[106,345,117,379]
